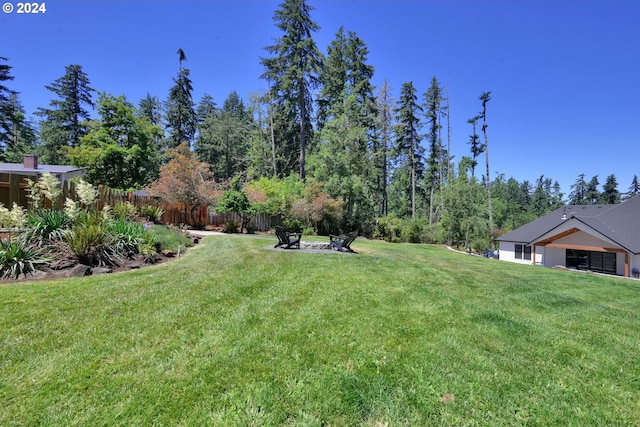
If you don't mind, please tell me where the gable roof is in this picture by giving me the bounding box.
[497,195,640,254]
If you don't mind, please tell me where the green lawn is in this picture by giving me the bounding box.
[1,235,639,426]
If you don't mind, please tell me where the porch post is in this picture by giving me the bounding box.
[625,252,629,277]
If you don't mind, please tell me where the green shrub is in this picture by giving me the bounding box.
[373,215,403,242]
[65,215,118,267]
[147,225,192,252]
[280,218,303,233]
[113,202,138,221]
[140,205,164,223]
[21,209,72,245]
[222,219,239,234]
[0,239,50,279]
[138,241,159,263]
[399,218,438,244]
[106,218,149,258]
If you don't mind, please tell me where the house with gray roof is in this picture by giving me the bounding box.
[0,155,85,209]
[496,195,640,277]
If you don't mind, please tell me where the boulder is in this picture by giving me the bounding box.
[65,264,91,278]
[92,267,113,275]
[161,249,176,258]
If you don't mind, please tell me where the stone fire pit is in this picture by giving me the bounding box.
[300,241,331,250]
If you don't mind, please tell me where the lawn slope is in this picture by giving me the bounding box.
[1,235,639,426]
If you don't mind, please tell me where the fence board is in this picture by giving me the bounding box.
[92,187,281,231]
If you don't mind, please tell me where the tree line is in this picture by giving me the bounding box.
[0,0,638,249]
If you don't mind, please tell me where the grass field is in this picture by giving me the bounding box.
[1,234,639,426]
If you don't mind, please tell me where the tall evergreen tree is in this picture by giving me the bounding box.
[585,175,600,204]
[394,81,423,218]
[0,56,16,156]
[5,93,36,162]
[479,91,493,230]
[625,174,640,200]
[138,93,163,127]
[35,64,94,164]
[569,173,588,205]
[375,78,394,216]
[165,49,197,148]
[312,27,378,229]
[600,174,620,204]
[0,59,36,162]
[466,115,484,177]
[423,76,445,224]
[260,0,323,180]
[196,94,217,124]
[316,26,348,129]
[245,91,273,179]
[195,91,251,180]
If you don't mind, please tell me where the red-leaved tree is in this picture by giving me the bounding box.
[147,143,221,224]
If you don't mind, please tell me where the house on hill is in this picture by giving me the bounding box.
[0,155,86,209]
[496,195,640,278]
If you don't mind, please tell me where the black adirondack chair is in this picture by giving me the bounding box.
[329,232,358,253]
[274,225,302,249]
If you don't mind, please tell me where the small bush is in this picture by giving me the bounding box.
[373,215,403,242]
[147,225,192,252]
[138,241,159,264]
[106,218,148,258]
[0,239,50,279]
[113,202,138,221]
[21,209,72,245]
[140,205,164,223]
[280,218,303,233]
[65,215,118,267]
[222,219,239,234]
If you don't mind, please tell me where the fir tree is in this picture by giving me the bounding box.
[0,56,16,155]
[600,174,620,204]
[375,78,394,216]
[394,81,424,218]
[423,76,445,224]
[260,0,323,180]
[36,64,94,164]
[196,94,217,124]
[138,93,163,127]
[165,49,197,148]
[466,115,484,177]
[585,175,600,204]
[195,91,250,180]
[625,175,640,199]
[5,93,36,162]
[479,91,493,230]
[569,173,588,205]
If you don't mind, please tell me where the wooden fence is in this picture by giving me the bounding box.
[96,186,281,231]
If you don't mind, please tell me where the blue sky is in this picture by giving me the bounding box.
[1,0,638,195]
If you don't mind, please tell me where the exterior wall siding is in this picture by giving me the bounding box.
[497,241,541,265]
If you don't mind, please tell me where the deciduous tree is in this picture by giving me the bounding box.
[147,143,220,224]
[68,93,162,189]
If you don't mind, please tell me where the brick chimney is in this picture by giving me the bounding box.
[24,154,38,169]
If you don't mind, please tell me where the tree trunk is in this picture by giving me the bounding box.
[298,90,306,181]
